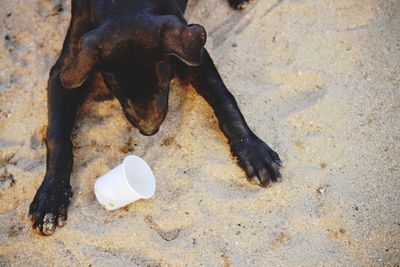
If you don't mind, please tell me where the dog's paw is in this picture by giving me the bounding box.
[232,136,282,187]
[29,179,72,235]
[228,0,252,10]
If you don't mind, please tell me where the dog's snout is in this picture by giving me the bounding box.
[138,125,160,136]
[121,92,168,136]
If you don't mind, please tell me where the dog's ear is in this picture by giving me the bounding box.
[162,23,207,66]
[60,42,99,89]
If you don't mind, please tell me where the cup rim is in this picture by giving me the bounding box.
[122,155,156,199]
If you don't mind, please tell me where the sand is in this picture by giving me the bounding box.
[0,0,399,266]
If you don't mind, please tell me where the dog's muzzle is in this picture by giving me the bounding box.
[121,90,169,136]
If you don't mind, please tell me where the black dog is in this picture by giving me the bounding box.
[29,0,282,235]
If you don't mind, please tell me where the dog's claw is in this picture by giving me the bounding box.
[57,216,67,227]
[42,214,57,235]
[271,151,282,166]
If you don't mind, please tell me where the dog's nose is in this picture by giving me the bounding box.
[137,117,163,136]
[123,110,161,136]
[138,126,160,136]
[121,91,168,136]
[122,110,161,136]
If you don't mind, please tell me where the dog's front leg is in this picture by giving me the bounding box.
[29,70,86,235]
[188,50,282,187]
[29,0,91,235]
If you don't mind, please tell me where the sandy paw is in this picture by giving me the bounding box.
[232,136,282,187]
[29,181,72,235]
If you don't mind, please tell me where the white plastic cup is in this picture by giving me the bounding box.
[94,155,156,210]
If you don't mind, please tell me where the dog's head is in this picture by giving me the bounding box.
[59,14,206,135]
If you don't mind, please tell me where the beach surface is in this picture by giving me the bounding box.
[0,0,399,266]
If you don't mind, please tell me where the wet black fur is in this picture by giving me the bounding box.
[29,0,282,235]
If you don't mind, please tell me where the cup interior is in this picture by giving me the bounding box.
[123,155,155,199]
